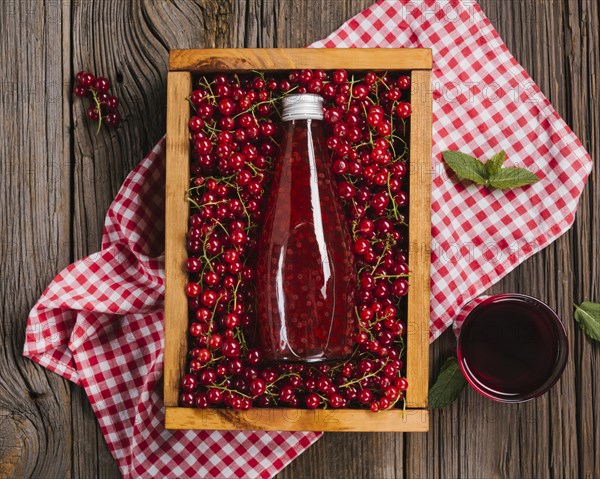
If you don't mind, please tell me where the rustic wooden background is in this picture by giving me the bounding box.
[1,0,598,478]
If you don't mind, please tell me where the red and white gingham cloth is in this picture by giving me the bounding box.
[24,1,593,478]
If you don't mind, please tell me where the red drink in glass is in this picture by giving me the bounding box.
[457,294,568,402]
[257,94,356,362]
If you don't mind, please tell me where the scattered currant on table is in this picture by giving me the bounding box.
[74,70,121,131]
[181,69,413,412]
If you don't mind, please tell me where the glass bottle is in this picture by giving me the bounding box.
[257,94,356,362]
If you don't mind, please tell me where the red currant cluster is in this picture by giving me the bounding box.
[182,69,412,412]
[74,71,121,130]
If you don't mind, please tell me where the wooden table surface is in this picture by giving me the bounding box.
[1,1,598,478]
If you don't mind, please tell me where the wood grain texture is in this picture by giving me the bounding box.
[0,1,73,478]
[166,407,429,432]
[406,69,432,409]
[164,71,192,408]
[170,48,433,71]
[1,0,598,478]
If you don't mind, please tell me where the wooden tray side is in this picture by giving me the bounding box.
[164,71,192,407]
[170,48,433,72]
[406,69,432,409]
[166,407,429,432]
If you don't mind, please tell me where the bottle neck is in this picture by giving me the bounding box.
[284,118,320,125]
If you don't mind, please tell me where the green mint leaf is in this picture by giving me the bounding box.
[488,167,539,189]
[428,357,467,409]
[574,301,600,342]
[485,150,506,176]
[442,150,489,186]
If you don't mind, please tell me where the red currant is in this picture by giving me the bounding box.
[395,102,412,118]
[186,282,201,298]
[332,69,348,84]
[397,76,411,90]
[93,77,111,93]
[352,84,369,100]
[221,338,241,358]
[305,393,320,409]
[250,378,267,397]
[181,374,198,392]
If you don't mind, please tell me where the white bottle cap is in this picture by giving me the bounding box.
[281,94,324,121]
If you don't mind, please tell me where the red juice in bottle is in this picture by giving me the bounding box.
[257,94,356,362]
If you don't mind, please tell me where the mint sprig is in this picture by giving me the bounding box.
[574,301,600,342]
[442,150,540,189]
[428,357,467,409]
[484,150,506,176]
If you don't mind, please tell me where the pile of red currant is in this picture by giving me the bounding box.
[182,69,412,412]
[74,71,121,130]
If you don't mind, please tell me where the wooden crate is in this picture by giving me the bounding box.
[165,48,432,432]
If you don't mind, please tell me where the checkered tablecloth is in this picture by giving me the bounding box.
[24,1,592,478]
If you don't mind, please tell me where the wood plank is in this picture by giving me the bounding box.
[0,1,73,477]
[164,71,192,408]
[170,48,432,71]
[405,2,598,479]
[450,1,585,477]
[69,0,175,475]
[64,0,122,474]
[68,0,244,476]
[166,407,428,432]
[406,69,432,410]
[563,1,600,477]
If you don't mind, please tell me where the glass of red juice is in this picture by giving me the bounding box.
[457,294,568,403]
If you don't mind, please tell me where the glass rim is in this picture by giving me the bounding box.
[456,293,568,404]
